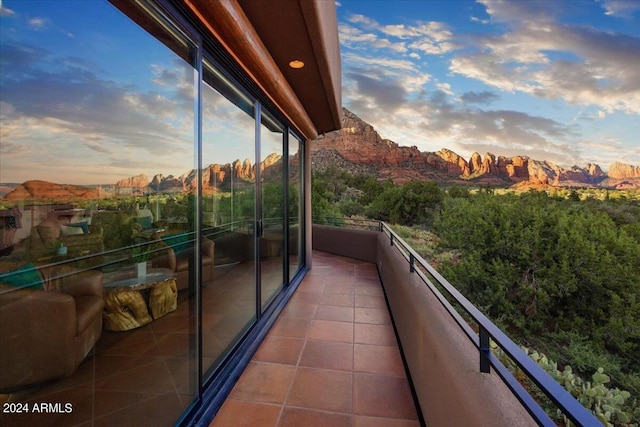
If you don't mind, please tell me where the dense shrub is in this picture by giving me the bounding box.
[433,191,640,397]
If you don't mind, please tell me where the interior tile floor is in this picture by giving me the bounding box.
[210,251,420,427]
[0,251,420,427]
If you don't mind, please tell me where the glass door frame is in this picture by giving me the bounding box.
[254,103,289,318]
[171,4,310,420]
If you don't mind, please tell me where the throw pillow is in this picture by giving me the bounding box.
[136,216,153,229]
[70,213,92,225]
[68,221,90,234]
[61,224,84,236]
[0,263,44,290]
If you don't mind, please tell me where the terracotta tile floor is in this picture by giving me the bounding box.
[210,251,420,427]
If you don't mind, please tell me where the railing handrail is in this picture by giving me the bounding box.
[378,221,599,426]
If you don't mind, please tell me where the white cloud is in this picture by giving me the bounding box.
[339,24,408,54]
[339,3,640,167]
[342,52,417,73]
[341,13,458,57]
[470,16,489,25]
[436,82,453,95]
[600,0,640,17]
[28,17,46,29]
[0,40,195,184]
[0,3,15,16]
[348,14,377,28]
[450,0,640,115]
[409,39,458,55]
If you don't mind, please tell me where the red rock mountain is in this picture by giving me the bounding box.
[148,155,281,194]
[3,180,102,202]
[115,174,149,189]
[2,155,283,201]
[609,162,640,179]
[311,109,639,189]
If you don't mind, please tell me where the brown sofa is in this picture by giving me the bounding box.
[0,265,104,390]
[30,218,104,257]
[151,235,214,291]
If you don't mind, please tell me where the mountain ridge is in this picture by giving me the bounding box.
[311,108,640,189]
[2,108,639,201]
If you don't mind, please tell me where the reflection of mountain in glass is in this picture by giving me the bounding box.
[2,153,296,203]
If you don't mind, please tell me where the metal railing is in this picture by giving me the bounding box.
[311,216,380,231]
[377,221,599,426]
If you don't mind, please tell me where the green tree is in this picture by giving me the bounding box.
[366,184,401,222]
[433,191,640,380]
[447,185,471,198]
[390,180,442,225]
[311,172,340,222]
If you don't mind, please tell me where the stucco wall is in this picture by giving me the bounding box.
[311,224,377,263]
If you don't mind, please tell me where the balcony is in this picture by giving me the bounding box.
[306,222,600,427]
[0,222,600,426]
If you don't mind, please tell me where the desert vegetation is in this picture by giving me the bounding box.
[312,167,640,424]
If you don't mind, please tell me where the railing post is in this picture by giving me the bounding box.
[479,326,491,373]
[390,233,394,246]
[409,253,415,273]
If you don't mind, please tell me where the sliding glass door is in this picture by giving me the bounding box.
[288,131,303,278]
[259,110,285,310]
[200,60,298,377]
[201,59,257,377]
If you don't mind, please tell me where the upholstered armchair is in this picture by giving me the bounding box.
[0,265,104,390]
[134,207,168,237]
[151,234,214,291]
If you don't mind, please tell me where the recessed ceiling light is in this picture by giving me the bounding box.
[289,60,305,69]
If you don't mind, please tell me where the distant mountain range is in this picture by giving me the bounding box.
[1,153,286,201]
[311,108,640,189]
[2,108,639,201]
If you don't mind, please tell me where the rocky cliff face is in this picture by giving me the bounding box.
[312,109,473,183]
[142,155,282,194]
[310,108,638,189]
[609,162,640,179]
[116,174,149,189]
[315,109,423,169]
[4,180,100,201]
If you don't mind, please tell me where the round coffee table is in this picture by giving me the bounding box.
[103,267,177,331]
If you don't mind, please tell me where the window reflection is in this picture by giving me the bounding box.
[0,1,197,424]
[0,0,308,424]
[289,132,303,278]
[201,59,257,378]
[260,110,285,309]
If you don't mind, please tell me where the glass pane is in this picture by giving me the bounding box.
[288,132,303,278]
[260,111,285,309]
[0,0,197,424]
[201,59,256,378]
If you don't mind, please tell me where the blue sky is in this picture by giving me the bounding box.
[337,0,640,168]
[0,0,198,184]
